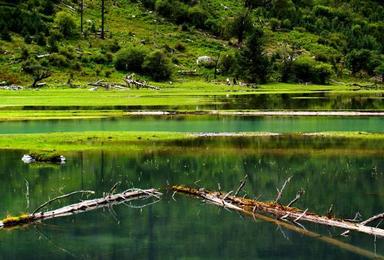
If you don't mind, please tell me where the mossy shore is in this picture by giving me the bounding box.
[1,131,384,155]
[1,83,384,121]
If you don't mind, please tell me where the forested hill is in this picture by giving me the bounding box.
[0,0,383,86]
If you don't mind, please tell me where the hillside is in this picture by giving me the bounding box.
[0,0,383,88]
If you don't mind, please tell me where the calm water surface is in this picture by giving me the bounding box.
[1,116,384,134]
[4,92,384,111]
[0,146,383,259]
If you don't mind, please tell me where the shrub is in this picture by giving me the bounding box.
[290,56,333,84]
[59,46,76,60]
[20,47,29,60]
[47,30,63,52]
[142,0,156,9]
[24,34,32,44]
[282,19,292,30]
[291,56,315,83]
[270,18,281,31]
[142,50,172,81]
[114,46,147,72]
[35,32,46,46]
[174,42,186,52]
[54,11,77,38]
[22,58,40,74]
[0,27,11,41]
[188,6,208,29]
[155,0,173,18]
[346,49,371,75]
[155,0,188,24]
[313,63,333,84]
[48,53,69,67]
[105,69,114,78]
[102,40,121,53]
[218,52,236,75]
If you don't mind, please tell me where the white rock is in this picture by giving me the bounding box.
[22,155,35,164]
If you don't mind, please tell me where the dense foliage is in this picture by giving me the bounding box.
[1,0,383,84]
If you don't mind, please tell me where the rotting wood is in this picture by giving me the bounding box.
[123,74,160,90]
[172,185,384,238]
[0,188,161,228]
[88,74,160,90]
[88,79,126,90]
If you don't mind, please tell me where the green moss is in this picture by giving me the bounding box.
[0,131,384,153]
[2,214,32,227]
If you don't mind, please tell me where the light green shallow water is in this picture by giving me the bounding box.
[1,115,384,134]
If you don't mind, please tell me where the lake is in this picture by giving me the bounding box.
[1,115,384,134]
[0,116,383,259]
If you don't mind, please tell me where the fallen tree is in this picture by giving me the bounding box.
[88,74,160,90]
[0,188,161,228]
[173,185,383,258]
[123,74,160,90]
[172,185,384,238]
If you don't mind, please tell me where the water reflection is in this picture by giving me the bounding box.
[1,92,384,111]
[0,147,382,259]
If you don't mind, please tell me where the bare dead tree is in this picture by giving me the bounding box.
[31,70,51,88]
[80,0,84,34]
[101,0,105,39]
[0,188,161,228]
[173,185,384,238]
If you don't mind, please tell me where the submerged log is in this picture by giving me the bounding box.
[0,188,161,228]
[172,185,384,238]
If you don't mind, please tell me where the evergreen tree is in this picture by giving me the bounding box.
[235,28,270,83]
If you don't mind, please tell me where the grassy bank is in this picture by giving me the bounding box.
[0,82,383,120]
[1,131,384,155]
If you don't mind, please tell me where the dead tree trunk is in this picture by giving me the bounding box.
[172,186,382,259]
[80,0,84,34]
[0,188,161,228]
[123,74,160,90]
[101,0,105,39]
[32,71,51,88]
[172,185,384,238]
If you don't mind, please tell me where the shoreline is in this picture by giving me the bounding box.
[0,131,384,153]
[1,109,384,122]
[128,110,384,117]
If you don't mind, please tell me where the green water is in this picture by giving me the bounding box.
[0,144,383,259]
[1,116,384,134]
[4,92,384,111]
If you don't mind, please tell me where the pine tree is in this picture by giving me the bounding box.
[236,28,270,83]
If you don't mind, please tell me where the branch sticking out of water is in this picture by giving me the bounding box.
[274,176,292,204]
[172,185,384,258]
[0,188,161,228]
[32,190,95,215]
[172,185,384,238]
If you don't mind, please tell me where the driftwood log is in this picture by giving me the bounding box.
[0,188,161,228]
[123,74,160,90]
[88,74,160,90]
[172,185,384,238]
[88,79,126,90]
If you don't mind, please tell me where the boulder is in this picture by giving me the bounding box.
[196,56,215,68]
[22,154,66,164]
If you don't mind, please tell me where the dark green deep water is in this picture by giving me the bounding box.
[0,147,383,259]
[0,116,383,259]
